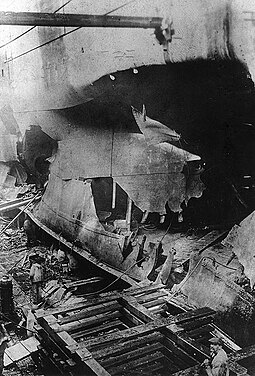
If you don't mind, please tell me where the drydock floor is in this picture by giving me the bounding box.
[0,222,255,375]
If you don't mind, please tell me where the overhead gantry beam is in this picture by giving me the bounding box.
[0,12,163,29]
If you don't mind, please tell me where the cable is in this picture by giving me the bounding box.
[0,312,37,335]
[43,214,173,306]
[5,0,139,63]
[104,0,137,15]
[5,27,81,63]
[0,0,75,50]
[164,256,254,308]
[159,215,174,243]
[43,244,156,307]
[205,256,239,271]
[78,205,175,297]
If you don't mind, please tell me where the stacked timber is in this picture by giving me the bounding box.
[32,284,255,375]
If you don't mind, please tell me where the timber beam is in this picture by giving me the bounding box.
[0,11,163,29]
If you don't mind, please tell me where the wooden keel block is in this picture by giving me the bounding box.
[100,342,163,367]
[92,332,163,360]
[58,301,121,325]
[108,351,164,375]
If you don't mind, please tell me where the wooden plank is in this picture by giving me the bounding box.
[59,301,121,325]
[63,277,102,289]
[126,284,164,297]
[61,311,122,333]
[93,332,163,360]
[210,325,241,351]
[165,297,192,313]
[27,210,137,289]
[72,319,126,340]
[85,358,112,376]
[162,336,198,366]
[186,324,213,338]
[40,314,63,336]
[5,343,30,362]
[179,316,214,331]
[4,353,13,368]
[0,197,33,213]
[0,12,164,29]
[148,307,164,316]
[57,331,77,347]
[108,351,164,375]
[174,307,215,325]
[75,347,111,376]
[120,307,144,326]
[161,344,191,371]
[36,286,165,320]
[69,318,169,351]
[143,298,167,309]
[163,360,180,374]
[133,361,164,375]
[119,294,157,323]
[72,309,215,351]
[36,291,121,319]
[39,317,79,359]
[164,325,209,362]
[21,337,40,353]
[136,290,168,304]
[101,342,162,367]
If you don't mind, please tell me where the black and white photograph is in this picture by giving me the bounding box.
[0,1,254,375]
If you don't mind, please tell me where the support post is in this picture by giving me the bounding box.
[126,196,132,232]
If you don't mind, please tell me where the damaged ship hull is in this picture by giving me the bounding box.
[29,112,203,281]
[1,0,255,282]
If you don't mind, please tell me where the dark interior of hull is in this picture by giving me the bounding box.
[23,58,255,228]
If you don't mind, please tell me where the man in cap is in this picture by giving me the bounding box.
[202,337,229,376]
[29,256,44,304]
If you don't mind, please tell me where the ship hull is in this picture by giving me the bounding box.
[1,0,255,284]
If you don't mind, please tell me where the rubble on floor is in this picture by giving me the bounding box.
[0,211,255,375]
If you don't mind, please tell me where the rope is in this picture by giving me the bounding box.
[205,256,239,271]
[164,256,254,307]
[44,244,157,305]
[166,256,204,302]
[159,215,174,243]
[0,0,75,50]
[104,0,137,16]
[71,207,175,298]
[5,0,139,63]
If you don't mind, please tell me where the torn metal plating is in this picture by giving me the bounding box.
[31,107,205,282]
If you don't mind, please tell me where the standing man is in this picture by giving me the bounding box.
[23,215,36,246]
[202,337,229,376]
[0,324,9,375]
[29,257,43,304]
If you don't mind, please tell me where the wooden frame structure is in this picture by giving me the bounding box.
[32,284,255,375]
